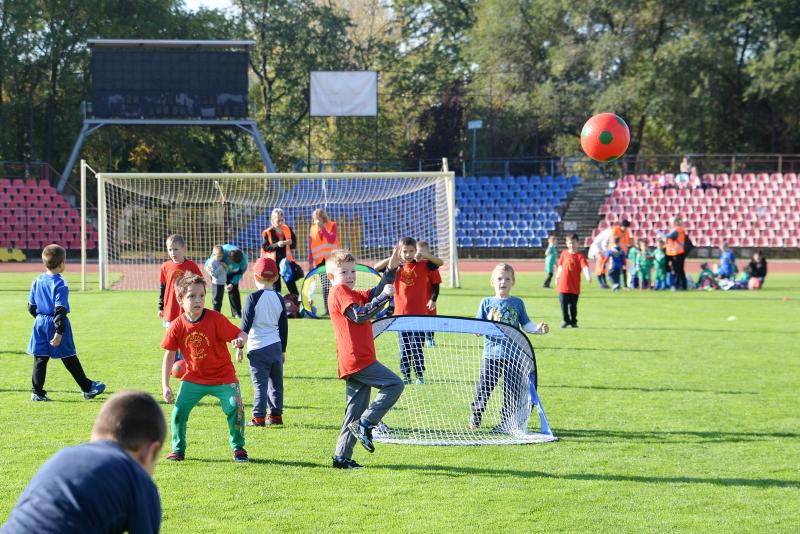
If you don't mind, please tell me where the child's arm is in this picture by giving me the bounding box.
[162,350,177,403]
[27,302,37,317]
[582,266,592,282]
[554,265,563,286]
[158,283,165,319]
[345,284,395,325]
[523,321,550,334]
[416,251,444,267]
[427,283,439,311]
[278,295,289,364]
[50,305,68,347]
[368,247,401,300]
[373,256,391,272]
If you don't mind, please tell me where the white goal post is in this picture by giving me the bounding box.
[84,162,459,290]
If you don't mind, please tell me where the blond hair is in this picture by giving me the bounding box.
[328,249,355,266]
[312,208,329,224]
[491,263,515,281]
[166,234,186,247]
[212,245,223,256]
[42,244,66,270]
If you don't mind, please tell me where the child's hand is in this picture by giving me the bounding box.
[231,337,245,349]
[388,246,401,269]
[415,251,424,262]
[158,310,163,319]
[235,347,243,363]
[163,386,174,404]
[382,284,395,298]
[427,299,436,311]
[50,333,62,347]
[226,283,234,292]
[537,322,550,334]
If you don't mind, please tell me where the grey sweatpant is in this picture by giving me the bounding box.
[247,342,283,418]
[334,361,405,459]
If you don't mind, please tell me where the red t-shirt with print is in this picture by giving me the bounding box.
[159,259,203,322]
[394,261,435,315]
[328,284,377,378]
[161,309,241,385]
[557,250,589,295]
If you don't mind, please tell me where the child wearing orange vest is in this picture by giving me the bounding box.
[261,208,299,295]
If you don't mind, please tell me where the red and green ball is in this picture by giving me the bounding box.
[580,113,630,162]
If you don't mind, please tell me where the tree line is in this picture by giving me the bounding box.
[1,0,798,188]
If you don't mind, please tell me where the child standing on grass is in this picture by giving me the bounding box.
[159,234,203,361]
[627,237,639,289]
[554,233,591,328]
[204,245,228,312]
[327,248,404,469]
[543,235,558,288]
[604,238,626,292]
[653,240,668,290]
[237,257,288,427]
[416,240,443,347]
[636,241,654,290]
[27,244,105,402]
[471,264,549,432]
[161,273,249,463]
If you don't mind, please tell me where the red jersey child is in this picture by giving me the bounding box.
[158,234,203,323]
[160,273,249,462]
[390,237,443,383]
[554,233,592,328]
[416,240,442,347]
[327,248,404,469]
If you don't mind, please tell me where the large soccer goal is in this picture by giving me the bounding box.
[85,164,459,290]
[372,315,557,446]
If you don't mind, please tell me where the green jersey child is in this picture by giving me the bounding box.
[627,241,639,289]
[636,241,654,290]
[653,240,668,290]
[543,236,558,288]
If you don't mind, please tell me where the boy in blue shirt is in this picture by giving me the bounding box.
[604,238,627,292]
[471,264,549,433]
[718,241,736,280]
[27,244,105,401]
[2,391,165,533]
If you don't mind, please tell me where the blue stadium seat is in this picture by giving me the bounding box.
[488,237,501,247]
[502,237,514,247]
[475,237,487,247]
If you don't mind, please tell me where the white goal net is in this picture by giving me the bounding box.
[90,170,458,290]
[372,315,557,446]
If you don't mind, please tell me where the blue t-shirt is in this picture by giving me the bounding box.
[29,272,70,315]
[719,250,736,277]
[27,273,76,358]
[605,247,626,271]
[476,296,531,359]
[2,441,161,534]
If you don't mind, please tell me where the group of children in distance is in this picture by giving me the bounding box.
[23,230,595,471]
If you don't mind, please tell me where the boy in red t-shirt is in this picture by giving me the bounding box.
[554,233,592,328]
[327,248,404,469]
[160,273,249,462]
[158,234,203,360]
[416,240,442,348]
[385,237,442,384]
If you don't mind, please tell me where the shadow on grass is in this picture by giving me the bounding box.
[538,347,669,353]
[187,457,800,489]
[286,376,339,381]
[546,384,758,395]
[580,326,799,335]
[0,350,29,356]
[556,427,799,444]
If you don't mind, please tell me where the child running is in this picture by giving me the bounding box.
[161,273,249,462]
[27,244,105,401]
[471,264,549,433]
[237,257,288,427]
[554,233,591,328]
[542,235,558,288]
[327,248,404,469]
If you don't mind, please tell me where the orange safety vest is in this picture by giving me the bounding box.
[666,226,686,256]
[261,224,295,261]
[309,220,340,267]
[611,225,631,253]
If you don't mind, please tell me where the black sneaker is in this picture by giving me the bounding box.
[332,456,364,469]
[571,322,578,328]
[347,420,375,453]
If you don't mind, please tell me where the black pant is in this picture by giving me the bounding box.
[543,273,553,288]
[609,268,622,287]
[32,355,92,396]
[671,253,687,290]
[399,331,426,380]
[559,292,579,325]
[272,277,299,296]
[471,357,525,427]
[226,273,242,317]
[211,283,225,312]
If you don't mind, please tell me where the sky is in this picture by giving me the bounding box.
[183,0,234,12]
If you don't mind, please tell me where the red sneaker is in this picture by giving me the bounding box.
[247,417,266,427]
[266,415,283,426]
[233,448,249,463]
[166,451,185,461]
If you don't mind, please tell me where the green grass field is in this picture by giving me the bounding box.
[1,271,798,533]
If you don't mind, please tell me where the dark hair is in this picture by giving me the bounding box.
[229,248,243,263]
[92,391,167,450]
[567,233,579,241]
[175,273,206,300]
[42,244,66,270]
[621,220,631,228]
[399,236,416,247]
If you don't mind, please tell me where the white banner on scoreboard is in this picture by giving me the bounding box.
[310,71,378,117]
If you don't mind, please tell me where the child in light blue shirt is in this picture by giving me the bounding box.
[471,264,548,433]
[204,245,228,312]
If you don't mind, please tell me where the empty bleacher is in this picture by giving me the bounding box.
[0,178,97,250]
[593,172,800,248]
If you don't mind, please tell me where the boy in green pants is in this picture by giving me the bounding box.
[636,241,654,290]
[542,235,558,288]
[161,273,249,462]
[653,240,668,290]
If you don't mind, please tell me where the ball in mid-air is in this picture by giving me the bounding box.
[580,113,630,162]
[171,360,187,379]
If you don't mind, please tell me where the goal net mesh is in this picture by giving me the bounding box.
[372,315,556,445]
[96,172,454,290]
